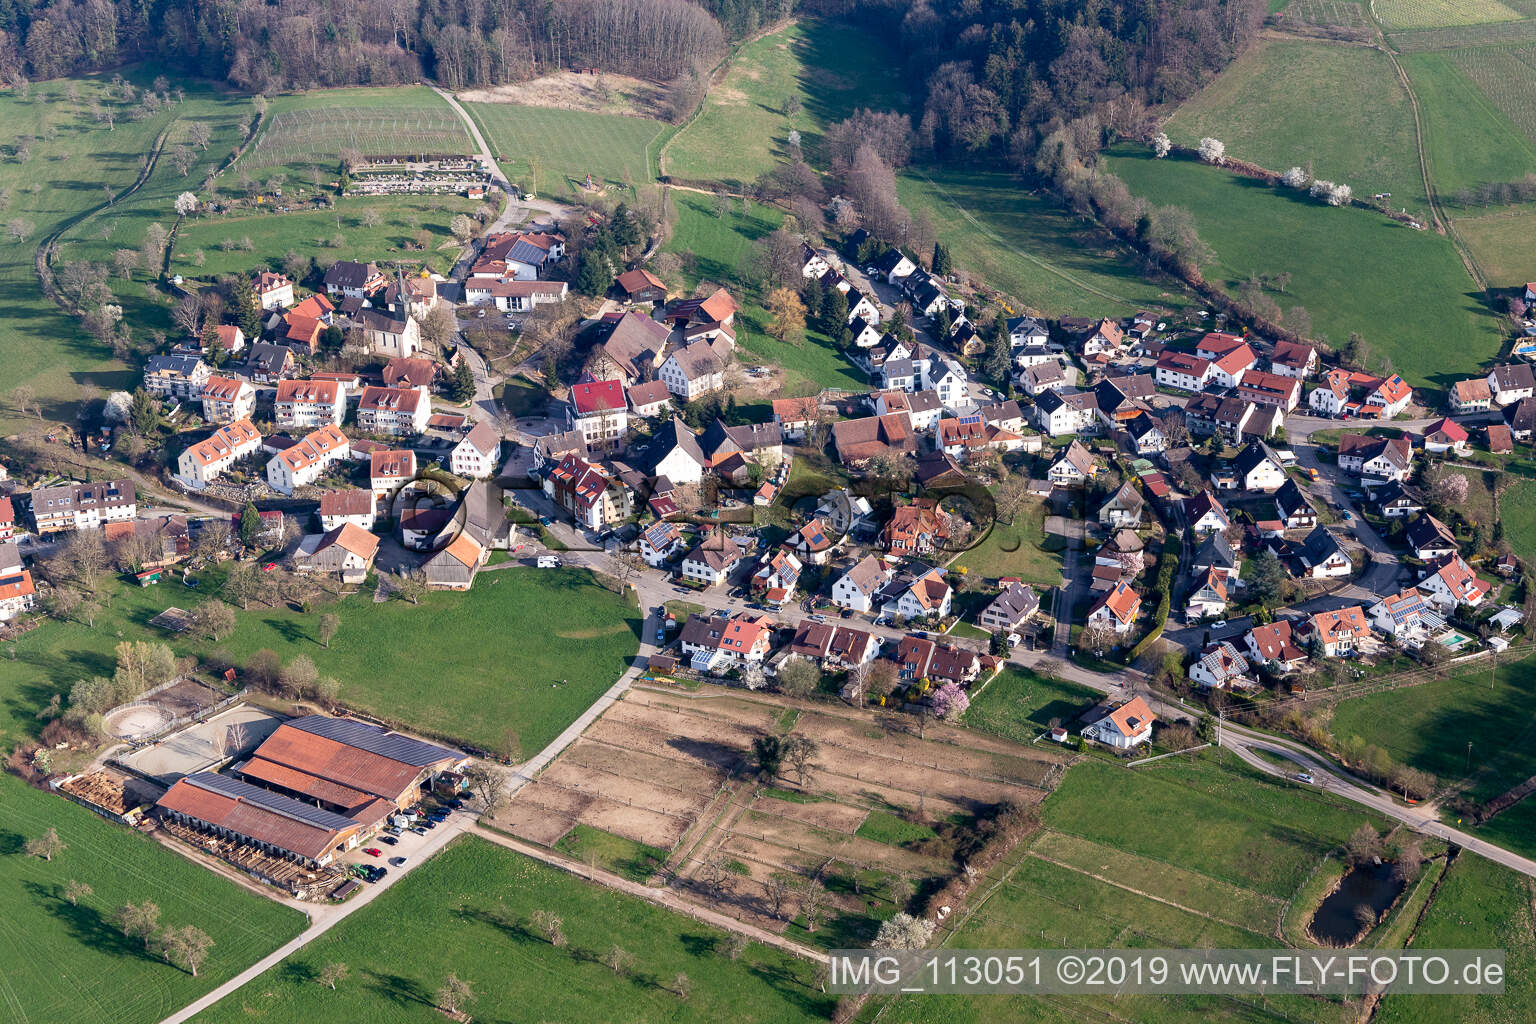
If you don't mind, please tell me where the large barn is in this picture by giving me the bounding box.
[155,715,468,867]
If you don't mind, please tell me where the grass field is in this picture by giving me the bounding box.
[963,667,1102,745]
[1402,52,1536,203]
[0,566,639,756]
[1375,0,1523,29]
[662,191,866,393]
[465,102,669,198]
[1105,147,1502,389]
[1329,653,1536,802]
[953,500,1065,588]
[1456,207,1536,287]
[897,167,1195,316]
[1374,854,1536,1023]
[238,87,471,184]
[664,19,908,186]
[1166,41,1426,206]
[194,835,834,1023]
[0,70,255,431]
[553,824,669,882]
[168,194,478,279]
[0,773,304,1024]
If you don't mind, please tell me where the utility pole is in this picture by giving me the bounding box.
[1467,740,1473,772]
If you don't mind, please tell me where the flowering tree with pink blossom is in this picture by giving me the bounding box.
[930,682,970,722]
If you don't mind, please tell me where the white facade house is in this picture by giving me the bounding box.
[274,379,345,429]
[830,555,892,613]
[199,376,255,424]
[1154,351,1213,392]
[266,425,349,495]
[176,418,263,490]
[450,422,501,480]
[659,339,729,401]
[357,386,430,437]
[1081,697,1155,749]
[1033,388,1099,437]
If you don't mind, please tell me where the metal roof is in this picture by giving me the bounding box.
[184,771,358,830]
[285,715,463,766]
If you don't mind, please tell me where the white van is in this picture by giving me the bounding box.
[537,555,562,568]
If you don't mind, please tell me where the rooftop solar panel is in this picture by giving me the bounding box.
[186,772,358,831]
[286,715,464,766]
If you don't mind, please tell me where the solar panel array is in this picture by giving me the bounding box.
[287,715,464,766]
[186,771,359,831]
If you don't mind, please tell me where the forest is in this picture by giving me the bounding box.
[0,0,1263,138]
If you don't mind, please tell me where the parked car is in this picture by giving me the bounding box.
[656,628,666,642]
[363,847,382,857]
[390,856,409,866]
[410,826,427,836]
[1212,620,1228,631]
[1341,510,1354,523]
[378,835,398,846]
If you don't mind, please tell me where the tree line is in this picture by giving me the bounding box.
[0,0,755,96]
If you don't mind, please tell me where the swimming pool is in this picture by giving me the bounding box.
[1438,630,1475,651]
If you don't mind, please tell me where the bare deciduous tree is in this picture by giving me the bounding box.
[317,962,349,990]
[25,827,65,861]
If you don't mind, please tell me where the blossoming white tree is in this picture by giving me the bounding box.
[1197,137,1225,165]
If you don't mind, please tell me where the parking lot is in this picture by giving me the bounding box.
[332,795,480,883]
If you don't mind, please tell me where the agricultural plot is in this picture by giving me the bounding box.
[1446,42,1536,146]
[237,87,470,182]
[1401,52,1536,203]
[1105,147,1503,390]
[1456,207,1536,287]
[897,167,1195,317]
[0,773,305,1024]
[1165,40,1426,206]
[1280,0,1371,27]
[888,749,1402,1024]
[1375,0,1523,29]
[194,836,835,1023]
[493,686,1062,948]
[464,102,669,197]
[1390,16,1536,49]
[664,19,908,186]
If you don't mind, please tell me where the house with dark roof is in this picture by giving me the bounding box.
[680,529,742,586]
[1274,478,1318,530]
[1298,526,1351,578]
[977,582,1040,634]
[1182,491,1230,535]
[1373,480,1422,519]
[1098,481,1145,528]
[878,564,952,621]
[323,260,384,299]
[1404,513,1458,560]
[1230,440,1287,492]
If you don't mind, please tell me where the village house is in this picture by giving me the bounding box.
[291,522,378,585]
[623,380,671,420]
[208,324,246,356]
[0,498,13,542]
[471,231,563,280]
[665,287,739,333]
[357,386,430,437]
[1450,378,1493,414]
[382,356,437,390]
[0,567,36,622]
[878,564,952,621]
[1268,340,1317,378]
[1236,370,1302,412]
[1404,513,1458,560]
[680,612,775,673]
[591,311,671,385]
[771,396,820,441]
[1194,332,1257,388]
[1488,422,1515,453]
[1183,491,1231,536]
[318,489,377,532]
[1274,478,1319,530]
[274,378,345,429]
[1420,417,1469,455]
[1309,368,1413,419]
[873,247,917,284]
[1185,568,1230,620]
[680,529,743,587]
[267,425,349,495]
[1188,641,1255,689]
[382,274,439,319]
[253,270,294,310]
[353,308,421,360]
[423,532,489,591]
[450,421,501,479]
[1374,481,1423,519]
[545,454,632,531]
[1305,606,1371,656]
[1507,398,1536,442]
[1190,531,1239,584]
[566,378,630,453]
[1337,434,1413,483]
[847,292,880,326]
[176,418,263,490]
[751,547,803,602]
[244,342,295,384]
[658,338,730,401]
[29,480,136,534]
[831,555,894,613]
[977,581,1040,635]
[1098,481,1146,528]
[639,521,686,567]
[848,315,883,349]
[831,412,919,467]
[369,449,416,508]
[883,499,952,556]
[467,277,569,312]
[1087,579,1141,635]
[199,375,255,424]
[1246,620,1307,671]
[1298,525,1352,578]
[646,417,708,486]
[323,260,385,299]
[789,622,878,672]
[143,353,211,401]
[1048,440,1097,487]
[1155,350,1215,392]
[1368,587,1441,647]
[788,518,840,565]
[1417,553,1490,612]
[1080,696,1156,749]
[612,268,667,305]
[1229,440,1287,492]
[1487,363,1536,406]
[873,390,944,432]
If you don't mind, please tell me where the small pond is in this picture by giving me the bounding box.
[1309,862,1406,946]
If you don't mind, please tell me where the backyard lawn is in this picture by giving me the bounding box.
[953,499,1064,588]
[1106,147,1503,391]
[0,774,305,1024]
[963,667,1101,745]
[193,835,835,1023]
